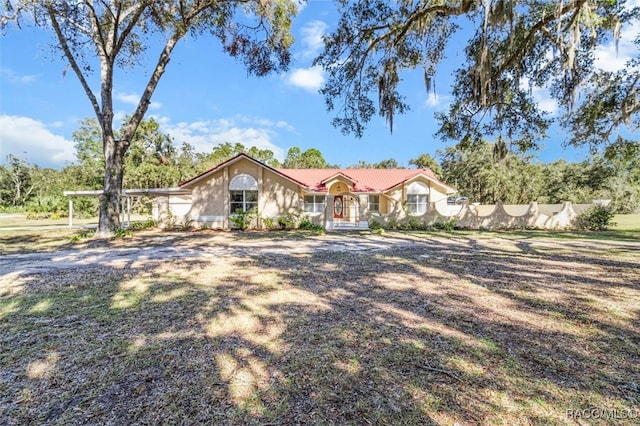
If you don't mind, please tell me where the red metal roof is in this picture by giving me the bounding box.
[276,168,455,193]
[179,153,456,193]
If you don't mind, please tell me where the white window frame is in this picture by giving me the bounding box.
[407,194,428,215]
[230,190,258,213]
[304,194,325,214]
[406,182,429,215]
[229,174,258,214]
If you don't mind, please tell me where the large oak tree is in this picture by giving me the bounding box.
[315,0,638,154]
[2,0,297,236]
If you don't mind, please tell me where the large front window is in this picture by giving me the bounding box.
[407,194,428,214]
[304,195,325,213]
[230,190,258,213]
[229,174,258,214]
[406,181,430,215]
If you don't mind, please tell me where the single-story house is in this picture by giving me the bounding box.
[157,153,456,230]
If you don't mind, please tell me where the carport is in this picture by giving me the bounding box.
[63,188,191,228]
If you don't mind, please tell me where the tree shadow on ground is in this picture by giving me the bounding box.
[1,232,638,424]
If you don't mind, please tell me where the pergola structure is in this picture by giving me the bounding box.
[63,188,191,228]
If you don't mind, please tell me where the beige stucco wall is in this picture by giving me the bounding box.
[374,177,450,219]
[370,201,589,230]
[188,171,227,222]
[184,162,460,230]
[186,158,301,228]
[327,179,352,195]
[260,169,302,218]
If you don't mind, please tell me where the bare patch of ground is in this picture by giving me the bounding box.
[1,230,639,425]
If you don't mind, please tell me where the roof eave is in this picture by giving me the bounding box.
[382,173,457,194]
[180,153,311,190]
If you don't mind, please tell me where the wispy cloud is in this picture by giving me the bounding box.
[520,78,558,114]
[1,67,38,84]
[285,20,328,93]
[0,115,75,167]
[300,20,327,59]
[424,92,452,109]
[287,66,324,92]
[594,0,639,71]
[115,92,162,109]
[154,115,295,160]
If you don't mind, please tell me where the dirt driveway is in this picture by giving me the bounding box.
[0,232,428,275]
[2,229,638,281]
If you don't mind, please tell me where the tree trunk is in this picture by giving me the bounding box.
[97,135,124,236]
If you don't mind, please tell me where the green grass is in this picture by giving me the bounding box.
[613,214,640,231]
[1,231,639,424]
[0,214,149,229]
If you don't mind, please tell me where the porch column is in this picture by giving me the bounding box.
[223,167,229,229]
[68,197,74,228]
[325,195,334,229]
[257,167,264,229]
[127,196,131,227]
[358,194,369,229]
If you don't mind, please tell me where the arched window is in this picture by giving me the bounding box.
[406,181,429,215]
[229,174,258,213]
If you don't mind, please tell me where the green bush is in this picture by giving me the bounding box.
[262,217,276,230]
[574,205,616,231]
[230,208,257,231]
[128,218,157,231]
[299,218,324,232]
[25,196,67,218]
[113,227,133,238]
[368,219,384,230]
[70,229,96,242]
[277,211,302,230]
[433,219,457,232]
[386,218,399,230]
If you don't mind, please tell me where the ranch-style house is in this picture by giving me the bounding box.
[155,153,456,230]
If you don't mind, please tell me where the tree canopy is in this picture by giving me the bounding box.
[3,137,639,215]
[315,0,639,154]
[282,147,335,168]
[409,153,442,178]
[347,158,405,169]
[1,0,298,235]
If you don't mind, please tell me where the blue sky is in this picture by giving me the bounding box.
[0,1,637,170]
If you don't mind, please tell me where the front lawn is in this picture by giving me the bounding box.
[1,231,638,424]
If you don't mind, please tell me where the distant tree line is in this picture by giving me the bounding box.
[1,118,639,217]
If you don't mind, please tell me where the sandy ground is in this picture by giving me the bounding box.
[0,233,431,276]
[3,230,638,278]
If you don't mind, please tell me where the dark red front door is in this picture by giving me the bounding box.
[333,195,344,219]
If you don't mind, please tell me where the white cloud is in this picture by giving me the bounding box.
[519,78,558,115]
[0,115,75,167]
[287,66,325,92]
[594,2,639,71]
[276,120,296,132]
[300,20,327,59]
[1,67,38,84]
[424,92,451,109]
[115,92,162,109]
[155,115,294,160]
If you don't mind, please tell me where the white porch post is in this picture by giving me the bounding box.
[358,194,369,229]
[325,195,334,229]
[68,197,74,228]
[127,196,131,226]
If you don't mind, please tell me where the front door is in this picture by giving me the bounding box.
[333,195,344,219]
